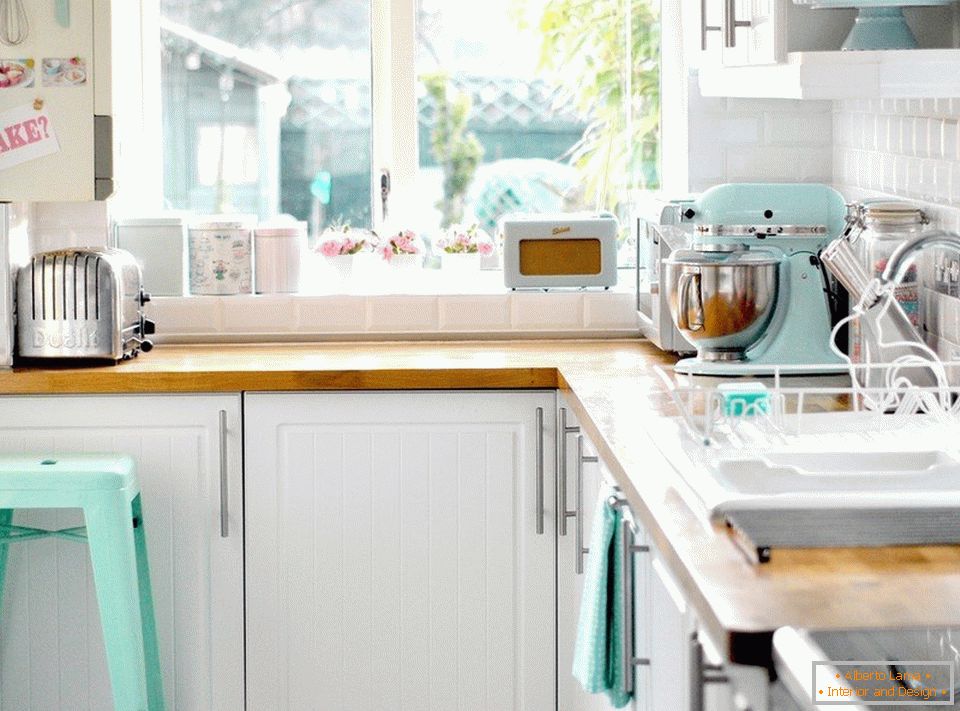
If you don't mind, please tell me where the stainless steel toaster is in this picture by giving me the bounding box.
[16,248,155,361]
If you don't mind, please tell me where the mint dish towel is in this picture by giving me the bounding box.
[572,484,632,708]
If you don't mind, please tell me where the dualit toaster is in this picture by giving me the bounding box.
[16,248,156,361]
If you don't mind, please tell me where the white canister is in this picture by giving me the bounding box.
[188,217,254,295]
[115,216,188,296]
[255,222,305,294]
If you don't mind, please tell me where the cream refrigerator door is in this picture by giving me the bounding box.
[0,0,97,201]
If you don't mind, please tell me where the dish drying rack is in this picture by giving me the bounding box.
[656,362,960,452]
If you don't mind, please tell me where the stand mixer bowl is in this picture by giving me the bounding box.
[664,250,781,361]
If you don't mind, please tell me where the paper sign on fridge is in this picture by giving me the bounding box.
[0,103,60,171]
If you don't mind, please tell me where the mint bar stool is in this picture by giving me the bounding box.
[0,454,164,711]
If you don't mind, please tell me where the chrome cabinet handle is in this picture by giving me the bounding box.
[219,409,229,538]
[689,633,730,711]
[621,515,651,693]
[558,407,579,536]
[575,436,596,575]
[536,407,544,535]
[723,0,751,48]
[677,271,704,332]
[700,0,721,51]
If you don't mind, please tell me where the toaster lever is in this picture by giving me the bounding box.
[139,290,152,306]
[141,318,156,336]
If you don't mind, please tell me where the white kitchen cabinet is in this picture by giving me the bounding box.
[684,0,854,67]
[644,551,735,711]
[557,404,620,711]
[244,390,557,711]
[649,555,696,710]
[0,395,244,711]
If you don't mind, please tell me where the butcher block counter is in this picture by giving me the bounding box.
[2,338,958,666]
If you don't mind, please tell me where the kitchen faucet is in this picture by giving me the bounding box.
[819,228,955,388]
[882,230,960,290]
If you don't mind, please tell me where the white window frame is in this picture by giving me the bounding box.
[127,0,416,231]
[370,0,418,231]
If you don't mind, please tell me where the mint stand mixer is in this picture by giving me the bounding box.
[663,183,849,375]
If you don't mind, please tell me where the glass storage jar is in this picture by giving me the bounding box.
[849,200,928,363]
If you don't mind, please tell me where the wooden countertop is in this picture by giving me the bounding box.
[3,339,958,666]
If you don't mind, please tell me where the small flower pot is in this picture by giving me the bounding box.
[325,254,355,280]
[387,253,423,270]
[440,252,482,272]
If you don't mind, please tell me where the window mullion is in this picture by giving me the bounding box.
[371,0,418,231]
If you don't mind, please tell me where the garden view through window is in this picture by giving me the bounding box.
[159,0,659,280]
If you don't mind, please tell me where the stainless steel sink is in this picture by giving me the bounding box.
[774,627,960,710]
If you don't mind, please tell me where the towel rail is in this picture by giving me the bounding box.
[689,633,730,711]
[608,491,651,694]
[558,407,580,537]
[574,436,597,574]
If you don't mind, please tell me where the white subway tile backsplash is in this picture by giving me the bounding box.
[834,96,960,352]
[221,296,299,334]
[297,296,368,332]
[834,97,960,207]
[438,296,512,332]
[716,117,760,143]
[943,120,959,161]
[512,293,585,331]
[367,296,441,332]
[583,292,638,330]
[764,112,833,145]
[146,297,223,335]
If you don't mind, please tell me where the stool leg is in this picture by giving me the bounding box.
[0,509,11,624]
[85,495,149,711]
[131,495,165,711]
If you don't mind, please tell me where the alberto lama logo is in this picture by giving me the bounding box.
[812,661,954,705]
[551,226,571,235]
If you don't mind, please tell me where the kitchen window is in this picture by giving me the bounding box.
[154,0,659,282]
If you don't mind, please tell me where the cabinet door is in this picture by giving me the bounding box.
[745,0,785,65]
[719,0,784,66]
[648,556,696,711]
[683,0,724,68]
[245,391,556,711]
[0,395,244,711]
[557,406,617,711]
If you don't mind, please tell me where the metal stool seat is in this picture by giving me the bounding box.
[0,454,164,711]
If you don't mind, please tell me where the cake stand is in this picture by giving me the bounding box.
[793,0,954,50]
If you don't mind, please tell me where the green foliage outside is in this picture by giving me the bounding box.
[513,0,661,211]
[422,72,485,228]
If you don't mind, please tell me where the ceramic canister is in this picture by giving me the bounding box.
[188,217,255,295]
[255,222,306,294]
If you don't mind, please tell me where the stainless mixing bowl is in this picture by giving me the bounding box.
[664,250,781,361]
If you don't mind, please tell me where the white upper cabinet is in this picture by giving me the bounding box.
[688,0,960,98]
[0,395,245,711]
[685,0,849,68]
[244,390,557,711]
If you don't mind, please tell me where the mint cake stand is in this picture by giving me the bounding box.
[793,0,953,50]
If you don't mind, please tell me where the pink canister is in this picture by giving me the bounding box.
[255,222,305,294]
